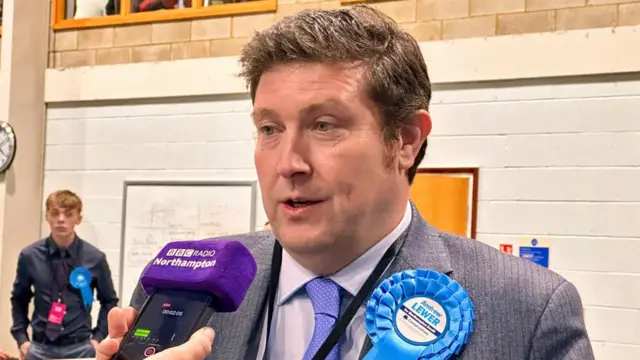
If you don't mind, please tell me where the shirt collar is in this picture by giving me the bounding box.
[277,201,412,305]
[46,234,80,258]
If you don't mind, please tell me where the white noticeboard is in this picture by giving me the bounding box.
[118,180,258,307]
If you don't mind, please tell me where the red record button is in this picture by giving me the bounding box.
[144,347,156,357]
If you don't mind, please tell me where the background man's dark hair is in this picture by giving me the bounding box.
[239,5,431,184]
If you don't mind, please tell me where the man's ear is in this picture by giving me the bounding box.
[398,110,431,171]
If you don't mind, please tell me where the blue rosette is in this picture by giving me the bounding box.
[363,269,475,360]
[69,267,94,308]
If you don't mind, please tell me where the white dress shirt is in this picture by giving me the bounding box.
[256,201,412,360]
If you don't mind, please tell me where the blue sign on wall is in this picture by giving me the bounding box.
[519,245,549,268]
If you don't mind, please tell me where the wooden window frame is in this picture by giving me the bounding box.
[415,167,479,239]
[51,0,277,30]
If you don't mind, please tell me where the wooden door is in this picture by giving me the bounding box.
[409,171,476,238]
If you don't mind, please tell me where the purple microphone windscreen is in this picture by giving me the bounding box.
[140,239,257,312]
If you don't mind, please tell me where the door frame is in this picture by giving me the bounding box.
[414,167,480,239]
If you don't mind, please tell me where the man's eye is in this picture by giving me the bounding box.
[259,126,276,136]
[315,122,334,132]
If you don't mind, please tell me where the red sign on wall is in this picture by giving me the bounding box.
[499,244,513,255]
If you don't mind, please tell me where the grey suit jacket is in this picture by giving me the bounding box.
[130,203,595,360]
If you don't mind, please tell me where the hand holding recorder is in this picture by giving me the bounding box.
[96,307,215,360]
[101,239,257,360]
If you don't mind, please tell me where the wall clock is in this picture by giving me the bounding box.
[0,121,17,173]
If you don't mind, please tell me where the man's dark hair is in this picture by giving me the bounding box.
[239,5,431,184]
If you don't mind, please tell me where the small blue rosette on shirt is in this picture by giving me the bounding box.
[363,269,475,360]
[69,267,94,308]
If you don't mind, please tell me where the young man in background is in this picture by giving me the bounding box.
[10,190,119,360]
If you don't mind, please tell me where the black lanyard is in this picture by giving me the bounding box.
[262,239,399,360]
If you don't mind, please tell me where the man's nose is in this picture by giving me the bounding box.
[276,134,311,179]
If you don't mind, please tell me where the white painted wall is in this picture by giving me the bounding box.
[42,76,640,358]
[426,78,640,359]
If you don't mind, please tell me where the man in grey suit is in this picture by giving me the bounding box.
[97,5,595,360]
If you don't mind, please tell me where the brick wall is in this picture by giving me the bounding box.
[48,0,640,68]
[43,77,640,357]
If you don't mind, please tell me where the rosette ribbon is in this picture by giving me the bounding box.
[363,269,475,360]
[69,267,94,308]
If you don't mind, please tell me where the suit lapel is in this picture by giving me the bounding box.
[358,202,454,359]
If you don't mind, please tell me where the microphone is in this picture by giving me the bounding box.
[111,239,257,360]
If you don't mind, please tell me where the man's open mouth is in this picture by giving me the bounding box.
[285,199,322,208]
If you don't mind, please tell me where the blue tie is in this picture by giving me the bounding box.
[303,278,342,360]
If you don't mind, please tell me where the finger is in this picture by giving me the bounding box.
[106,306,138,337]
[124,306,138,327]
[97,338,121,360]
[151,327,215,360]
[107,307,129,338]
[99,307,138,360]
